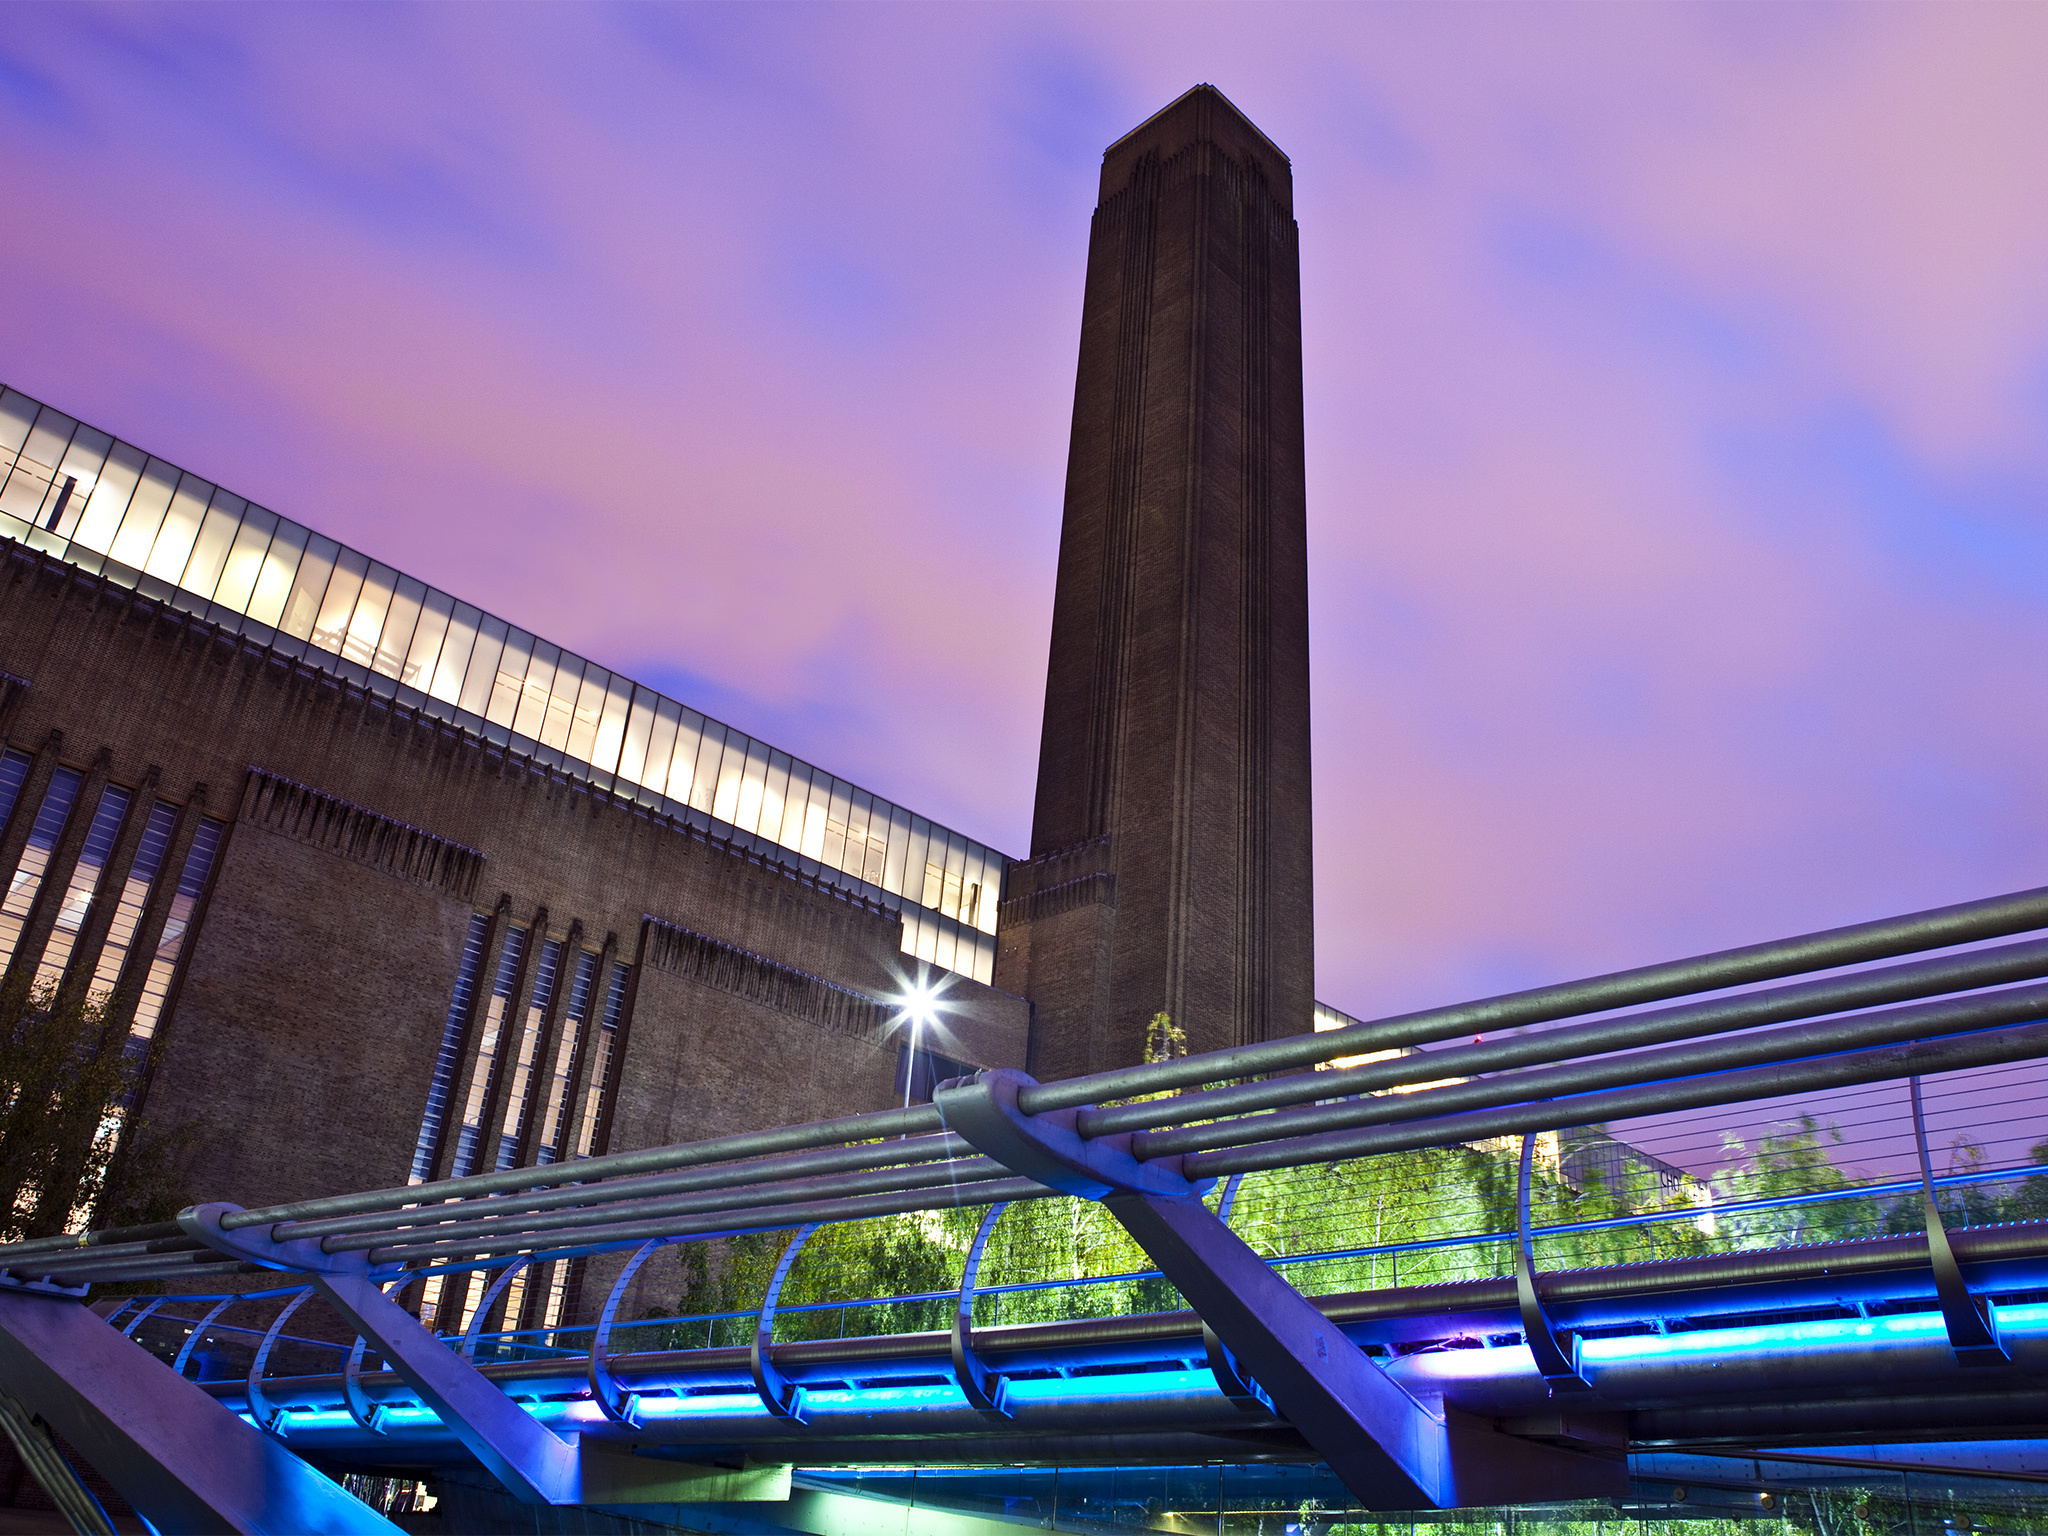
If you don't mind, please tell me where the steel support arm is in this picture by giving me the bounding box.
[935,1070,1624,1510]
[0,1289,402,1535]
[181,1202,581,1505]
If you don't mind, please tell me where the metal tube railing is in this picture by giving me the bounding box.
[1190,1016,2048,1176]
[1020,883,2048,1111]
[1136,978,2048,1158]
[1079,934,2048,1136]
[270,1132,975,1243]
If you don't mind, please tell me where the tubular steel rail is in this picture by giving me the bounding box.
[6,883,2048,1530]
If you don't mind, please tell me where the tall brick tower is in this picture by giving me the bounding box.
[997,85,1314,1080]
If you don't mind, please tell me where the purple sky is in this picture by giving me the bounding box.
[4,4,2048,1025]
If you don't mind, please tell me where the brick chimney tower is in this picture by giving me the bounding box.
[998,85,1314,1079]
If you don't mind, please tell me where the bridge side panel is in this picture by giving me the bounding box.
[0,1293,400,1536]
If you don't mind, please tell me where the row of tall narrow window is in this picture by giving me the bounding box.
[0,747,221,1061]
[409,912,630,1335]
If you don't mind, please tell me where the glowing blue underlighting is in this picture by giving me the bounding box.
[1580,1301,2048,1366]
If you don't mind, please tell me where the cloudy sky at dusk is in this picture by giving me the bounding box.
[4,2,2047,1026]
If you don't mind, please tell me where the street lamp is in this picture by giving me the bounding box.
[898,981,940,1110]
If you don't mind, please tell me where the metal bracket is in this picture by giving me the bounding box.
[938,1069,1625,1511]
[589,1239,670,1426]
[0,1288,405,1533]
[951,1203,1011,1418]
[0,1270,90,1300]
[180,1201,579,1505]
[1516,1133,1593,1394]
[246,1289,316,1436]
[751,1224,820,1422]
[1909,1076,2011,1367]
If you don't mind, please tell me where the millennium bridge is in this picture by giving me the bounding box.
[8,887,2048,1533]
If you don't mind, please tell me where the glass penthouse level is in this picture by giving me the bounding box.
[0,384,1005,983]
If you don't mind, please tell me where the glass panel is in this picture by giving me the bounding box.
[179,495,245,601]
[142,473,213,583]
[457,614,507,717]
[665,710,704,804]
[903,819,932,902]
[0,768,83,974]
[800,777,831,862]
[433,602,483,706]
[344,561,399,670]
[402,588,454,690]
[373,574,426,682]
[538,648,579,750]
[732,738,769,835]
[618,689,657,786]
[761,752,791,851]
[778,763,813,851]
[510,638,555,740]
[706,727,740,820]
[46,427,113,539]
[69,440,144,555]
[107,458,178,569]
[565,667,610,766]
[881,803,911,898]
[34,784,132,989]
[279,532,339,640]
[641,696,681,800]
[486,628,533,729]
[19,408,76,472]
[240,512,297,625]
[2,410,77,526]
[310,547,370,658]
[0,390,36,458]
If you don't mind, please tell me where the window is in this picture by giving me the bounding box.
[492,936,562,1172]
[534,950,600,1165]
[409,914,489,1184]
[450,927,527,1179]
[125,819,223,1054]
[572,963,631,1159]
[0,749,31,834]
[33,783,131,990]
[0,767,82,973]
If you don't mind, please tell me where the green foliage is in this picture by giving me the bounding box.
[632,1106,2048,1343]
[0,975,197,1243]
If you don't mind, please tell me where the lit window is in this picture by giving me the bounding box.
[409,914,489,1184]
[125,819,223,1053]
[491,937,562,1172]
[32,783,131,990]
[534,950,600,1165]
[0,748,31,832]
[84,802,178,1003]
[572,963,631,1160]
[450,928,527,1179]
[0,767,83,973]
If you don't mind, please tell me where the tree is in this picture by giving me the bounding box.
[0,975,196,1243]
